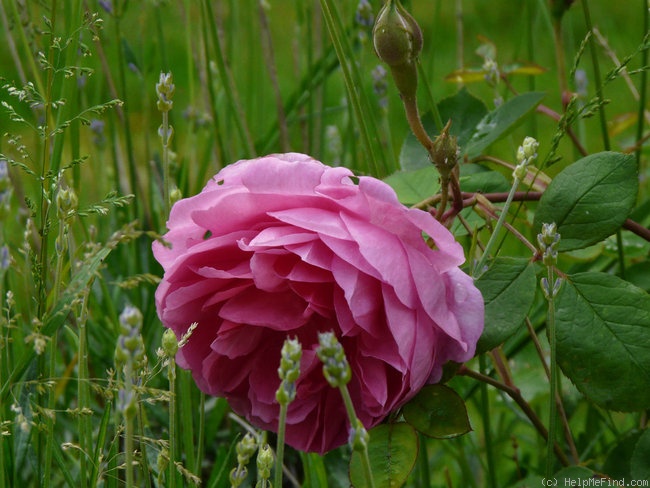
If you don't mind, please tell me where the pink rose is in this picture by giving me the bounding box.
[153,153,483,453]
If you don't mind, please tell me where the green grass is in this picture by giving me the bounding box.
[0,0,649,486]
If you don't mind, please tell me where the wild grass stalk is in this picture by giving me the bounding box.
[165,337,178,488]
[319,0,389,175]
[77,287,93,488]
[636,1,649,197]
[478,355,497,488]
[202,0,255,159]
[473,137,539,275]
[111,5,139,220]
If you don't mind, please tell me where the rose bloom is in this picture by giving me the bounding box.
[153,153,483,453]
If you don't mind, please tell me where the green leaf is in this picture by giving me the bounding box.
[349,423,418,488]
[555,272,650,411]
[383,166,440,205]
[459,169,510,194]
[402,384,471,438]
[463,92,545,158]
[399,88,488,171]
[300,452,329,488]
[603,430,643,479]
[439,88,489,149]
[475,257,537,353]
[631,429,650,481]
[533,151,638,251]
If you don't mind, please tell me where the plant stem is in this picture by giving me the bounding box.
[161,109,171,218]
[417,434,431,488]
[636,0,649,197]
[473,175,521,276]
[479,355,497,488]
[545,266,559,478]
[258,2,290,152]
[202,0,255,158]
[339,384,375,488]
[78,289,93,488]
[402,95,435,155]
[274,402,288,488]
[581,0,610,151]
[319,0,388,175]
[168,357,177,488]
[124,363,135,488]
[581,0,628,278]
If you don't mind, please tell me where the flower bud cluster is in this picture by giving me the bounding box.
[513,136,539,180]
[538,222,562,298]
[355,0,374,29]
[316,332,351,388]
[115,305,147,416]
[230,432,258,487]
[255,444,274,486]
[276,337,302,406]
[0,159,12,220]
[157,72,175,147]
[538,222,560,266]
[156,72,175,113]
[348,418,370,451]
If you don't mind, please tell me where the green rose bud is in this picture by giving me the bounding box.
[372,0,423,101]
[373,0,422,67]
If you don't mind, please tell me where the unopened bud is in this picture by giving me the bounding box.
[161,328,179,358]
[156,72,175,112]
[373,0,422,67]
[537,222,561,267]
[348,418,370,451]
[514,136,539,179]
[119,305,143,333]
[316,332,352,388]
[236,432,258,465]
[56,187,78,220]
[256,444,274,481]
[170,187,182,205]
[430,120,459,178]
[373,0,422,100]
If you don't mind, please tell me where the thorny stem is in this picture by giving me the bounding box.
[402,97,461,221]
